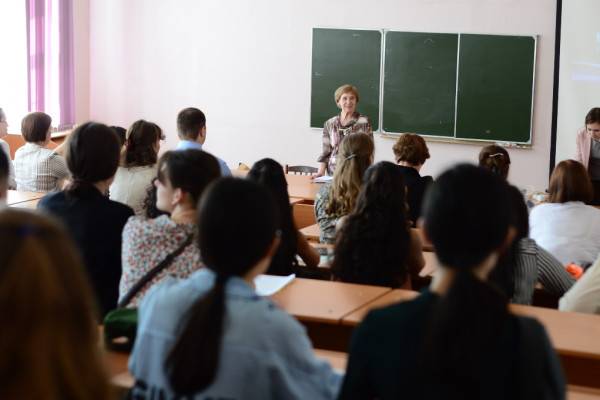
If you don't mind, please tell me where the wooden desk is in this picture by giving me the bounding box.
[7,190,45,206]
[289,196,304,206]
[9,198,40,209]
[341,289,600,388]
[511,305,600,387]
[233,170,322,201]
[300,223,320,242]
[272,278,392,350]
[341,289,420,327]
[569,386,600,400]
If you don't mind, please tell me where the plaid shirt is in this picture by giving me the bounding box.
[318,112,372,175]
[14,143,70,192]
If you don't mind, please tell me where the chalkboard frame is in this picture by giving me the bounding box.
[379,30,538,146]
[310,27,538,148]
[309,27,384,131]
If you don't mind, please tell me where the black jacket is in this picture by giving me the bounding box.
[39,186,133,317]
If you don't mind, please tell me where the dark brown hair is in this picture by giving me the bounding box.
[548,159,593,204]
[66,122,121,193]
[177,108,206,140]
[585,108,600,125]
[21,112,52,143]
[478,145,511,180]
[0,209,112,400]
[393,133,430,166]
[332,161,412,287]
[124,120,162,167]
[157,150,220,205]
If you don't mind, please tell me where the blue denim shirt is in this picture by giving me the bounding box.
[175,140,232,176]
[129,268,342,399]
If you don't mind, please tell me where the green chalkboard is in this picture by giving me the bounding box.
[383,32,458,137]
[310,28,381,130]
[455,34,535,143]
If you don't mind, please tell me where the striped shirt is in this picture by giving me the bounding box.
[513,238,575,305]
[14,143,69,192]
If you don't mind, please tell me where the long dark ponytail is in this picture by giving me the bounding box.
[421,164,512,397]
[247,158,298,276]
[166,178,279,395]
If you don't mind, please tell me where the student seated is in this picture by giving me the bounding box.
[315,133,373,243]
[119,150,220,307]
[530,160,600,267]
[490,185,574,305]
[110,125,127,147]
[14,112,69,192]
[0,147,9,202]
[130,178,341,399]
[560,255,600,314]
[0,107,16,188]
[110,120,163,214]
[38,122,134,317]
[332,161,424,289]
[479,144,511,180]
[247,158,320,275]
[175,107,231,176]
[392,133,433,225]
[0,209,112,400]
[339,164,565,400]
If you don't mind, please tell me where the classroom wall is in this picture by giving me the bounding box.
[87,0,557,190]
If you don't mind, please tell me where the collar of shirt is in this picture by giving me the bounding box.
[190,268,259,299]
[176,140,203,151]
[336,112,360,128]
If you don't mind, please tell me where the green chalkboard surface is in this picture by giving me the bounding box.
[310,28,381,130]
[383,32,458,137]
[456,34,535,143]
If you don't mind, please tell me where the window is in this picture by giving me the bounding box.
[0,2,28,133]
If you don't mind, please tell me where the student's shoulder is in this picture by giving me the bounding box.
[38,190,66,209]
[362,291,436,331]
[105,197,134,219]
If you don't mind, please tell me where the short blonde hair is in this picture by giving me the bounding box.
[334,84,360,104]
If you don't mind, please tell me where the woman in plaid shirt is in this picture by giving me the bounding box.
[317,84,373,177]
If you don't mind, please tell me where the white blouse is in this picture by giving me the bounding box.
[529,201,600,266]
[109,165,157,215]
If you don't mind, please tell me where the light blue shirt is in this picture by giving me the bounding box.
[129,268,342,399]
[175,140,232,176]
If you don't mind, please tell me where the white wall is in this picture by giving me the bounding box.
[555,0,600,163]
[87,0,557,190]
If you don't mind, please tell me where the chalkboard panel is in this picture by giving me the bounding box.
[455,34,535,143]
[383,32,458,137]
[310,28,381,130]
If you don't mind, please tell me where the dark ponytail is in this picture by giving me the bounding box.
[247,158,298,276]
[478,145,510,180]
[421,164,512,396]
[166,178,279,395]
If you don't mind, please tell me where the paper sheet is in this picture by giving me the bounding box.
[254,274,295,296]
[312,175,333,183]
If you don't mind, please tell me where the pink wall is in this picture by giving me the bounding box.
[85,0,557,190]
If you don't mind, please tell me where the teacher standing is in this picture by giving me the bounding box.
[317,84,373,177]
[575,107,600,203]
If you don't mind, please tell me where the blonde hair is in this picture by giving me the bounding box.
[325,133,374,216]
[334,84,360,104]
[0,210,113,400]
